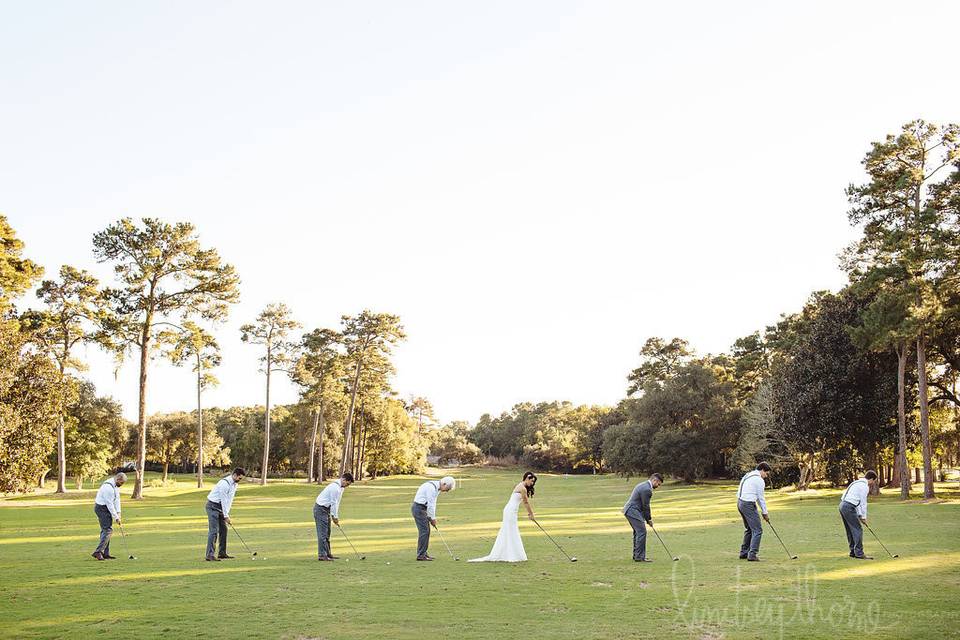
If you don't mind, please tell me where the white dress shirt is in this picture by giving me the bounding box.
[737,470,768,515]
[316,481,345,518]
[840,479,870,519]
[414,480,442,519]
[95,478,121,520]
[206,476,239,516]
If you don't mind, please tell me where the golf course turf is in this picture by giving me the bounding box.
[1,468,958,639]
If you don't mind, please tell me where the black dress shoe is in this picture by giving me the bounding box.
[217,554,235,559]
[416,556,434,561]
[854,555,874,560]
[634,558,653,563]
[318,556,333,561]
[103,554,117,560]
[327,555,339,560]
[205,556,221,562]
[739,554,749,560]
[92,552,104,561]
[747,556,760,562]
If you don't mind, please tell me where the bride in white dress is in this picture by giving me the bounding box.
[469,472,537,563]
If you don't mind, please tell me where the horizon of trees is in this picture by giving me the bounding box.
[1,118,958,497]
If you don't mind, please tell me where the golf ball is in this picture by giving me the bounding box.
[345,559,349,562]
[386,562,391,565]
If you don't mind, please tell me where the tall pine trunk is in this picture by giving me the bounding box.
[307,409,320,483]
[261,345,272,485]
[196,355,204,488]
[896,342,910,499]
[318,407,326,483]
[340,357,363,476]
[357,411,368,480]
[133,317,152,500]
[56,414,66,493]
[56,353,67,493]
[916,337,935,499]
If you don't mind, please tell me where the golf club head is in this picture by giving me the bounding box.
[252,551,258,556]
[360,556,366,560]
[129,555,137,560]
[672,557,679,561]
[570,557,577,562]
[791,555,798,560]
[892,554,899,558]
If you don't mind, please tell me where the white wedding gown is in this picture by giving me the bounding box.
[468,491,527,562]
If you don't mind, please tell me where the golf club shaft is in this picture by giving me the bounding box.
[117,522,133,557]
[864,522,897,558]
[766,520,795,559]
[650,524,676,559]
[228,522,255,555]
[534,520,574,561]
[434,525,457,560]
[337,524,363,559]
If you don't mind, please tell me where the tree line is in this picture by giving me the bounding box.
[2,119,958,498]
[456,120,960,497]
[0,216,429,496]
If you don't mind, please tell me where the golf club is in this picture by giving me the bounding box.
[228,521,259,559]
[336,523,366,560]
[117,521,137,560]
[766,518,798,560]
[650,523,678,561]
[863,522,899,558]
[533,519,577,562]
[433,524,459,561]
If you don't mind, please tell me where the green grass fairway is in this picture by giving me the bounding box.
[1,469,958,639]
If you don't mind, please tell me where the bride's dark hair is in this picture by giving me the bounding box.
[522,471,537,497]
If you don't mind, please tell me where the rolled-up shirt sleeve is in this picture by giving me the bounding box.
[426,485,439,519]
[855,483,868,519]
[751,476,768,515]
[220,480,236,516]
[332,485,343,519]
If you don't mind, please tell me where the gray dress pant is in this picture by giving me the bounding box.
[94,504,113,556]
[839,501,865,557]
[314,504,332,558]
[412,502,431,558]
[206,500,228,558]
[623,507,648,560]
[738,499,763,558]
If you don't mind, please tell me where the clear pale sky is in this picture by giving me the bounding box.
[2,1,958,425]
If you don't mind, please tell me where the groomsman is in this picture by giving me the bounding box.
[839,470,878,560]
[622,473,663,562]
[737,462,771,561]
[205,467,246,561]
[92,472,126,560]
[411,476,455,560]
[315,472,354,561]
